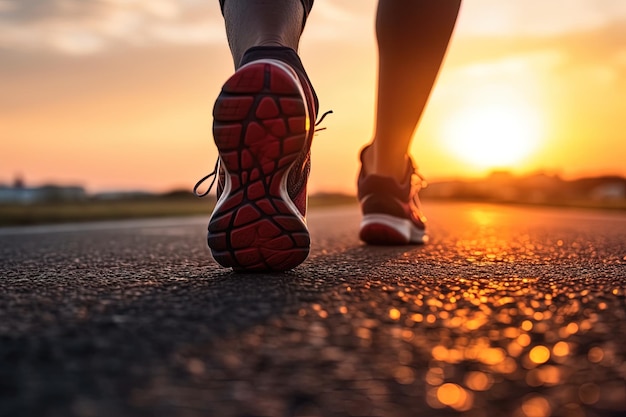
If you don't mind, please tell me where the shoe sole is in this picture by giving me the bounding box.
[208,59,311,272]
[360,214,427,245]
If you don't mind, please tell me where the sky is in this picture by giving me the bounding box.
[1,0,625,194]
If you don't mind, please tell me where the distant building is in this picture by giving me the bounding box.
[0,183,86,204]
[590,182,626,200]
[421,172,626,205]
[569,176,626,201]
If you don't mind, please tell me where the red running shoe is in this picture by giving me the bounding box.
[207,58,317,271]
[357,147,428,245]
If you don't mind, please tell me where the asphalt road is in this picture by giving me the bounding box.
[1,202,625,417]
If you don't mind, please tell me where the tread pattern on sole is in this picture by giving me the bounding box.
[208,61,310,272]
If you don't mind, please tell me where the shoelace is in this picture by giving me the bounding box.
[313,110,333,132]
[193,158,220,198]
[410,168,427,207]
[193,110,333,197]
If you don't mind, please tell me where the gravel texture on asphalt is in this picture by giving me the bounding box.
[1,202,625,417]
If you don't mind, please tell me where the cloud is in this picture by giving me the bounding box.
[303,1,376,42]
[0,0,225,54]
[457,0,626,37]
[2,0,626,55]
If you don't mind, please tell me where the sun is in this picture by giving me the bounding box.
[442,102,542,170]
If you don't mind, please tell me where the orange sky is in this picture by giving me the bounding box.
[1,0,625,194]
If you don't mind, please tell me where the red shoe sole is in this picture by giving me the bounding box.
[359,224,409,245]
[208,60,310,272]
[359,214,427,245]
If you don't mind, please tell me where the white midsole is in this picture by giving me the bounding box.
[360,213,427,243]
[267,59,310,227]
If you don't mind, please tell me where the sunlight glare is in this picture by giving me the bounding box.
[442,101,543,170]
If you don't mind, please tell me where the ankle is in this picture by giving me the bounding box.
[362,145,409,182]
[254,37,291,49]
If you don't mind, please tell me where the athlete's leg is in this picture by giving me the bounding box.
[221,0,309,67]
[202,0,318,271]
[364,0,461,180]
[357,0,461,245]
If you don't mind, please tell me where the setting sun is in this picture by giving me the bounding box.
[441,101,543,171]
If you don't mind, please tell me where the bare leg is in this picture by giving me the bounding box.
[223,0,305,67]
[364,0,461,180]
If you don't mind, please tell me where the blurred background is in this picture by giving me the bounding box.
[1,0,625,209]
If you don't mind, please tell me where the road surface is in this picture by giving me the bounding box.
[1,202,625,417]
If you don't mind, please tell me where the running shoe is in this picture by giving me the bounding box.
[357,147,428,245]
[206,55,317,272]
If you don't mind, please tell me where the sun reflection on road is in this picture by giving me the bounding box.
[172,221,626,417]
[373,275,626,416]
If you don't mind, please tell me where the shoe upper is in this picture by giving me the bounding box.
[357,147,427,230]
[284,62,317,218]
